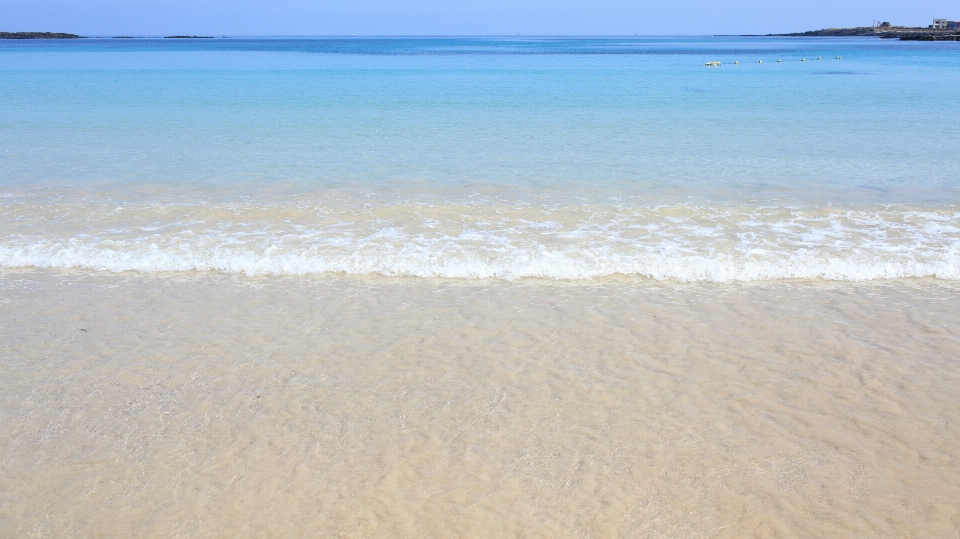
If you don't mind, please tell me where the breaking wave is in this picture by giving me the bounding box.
[2,200,958,282]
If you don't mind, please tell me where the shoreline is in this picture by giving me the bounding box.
[3,266,960,288]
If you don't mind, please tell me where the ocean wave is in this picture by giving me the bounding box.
[2,200,959,282]
[2,239,958,282]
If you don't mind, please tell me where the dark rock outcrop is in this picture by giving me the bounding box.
[772,26,960,41]
[0,32,84,39]
[899,34,960,41]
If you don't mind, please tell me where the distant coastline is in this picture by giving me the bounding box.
[0,32,83,39]
[0,33,229,40]
[3,31,959,42]
[771,26,960,41]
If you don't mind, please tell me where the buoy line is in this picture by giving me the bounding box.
[707,56,835,67]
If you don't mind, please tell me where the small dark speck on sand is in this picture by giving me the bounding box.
[80,328,86,331]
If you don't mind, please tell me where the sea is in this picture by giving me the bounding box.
[2,37,960,538]
[2,36,958,281]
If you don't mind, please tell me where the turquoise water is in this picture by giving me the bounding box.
[2,37,959,280]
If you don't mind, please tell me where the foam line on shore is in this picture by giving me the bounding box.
[2,242,958,282]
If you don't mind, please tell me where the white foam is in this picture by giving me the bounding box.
[2,202,959,282]
[2,238,958,282]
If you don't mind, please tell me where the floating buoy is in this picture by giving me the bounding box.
[705,62,711,66]
[759,60,762,63]
[836,56,841,59]
[801,58,806,61]
[817,56,822,60]
[734,61,739,64]
[777,59,782,62]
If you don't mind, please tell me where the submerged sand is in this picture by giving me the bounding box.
[1,270,958,537]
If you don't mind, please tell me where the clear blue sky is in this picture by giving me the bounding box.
[0,0,956,36]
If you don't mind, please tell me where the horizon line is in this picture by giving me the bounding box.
[1,33,873,39]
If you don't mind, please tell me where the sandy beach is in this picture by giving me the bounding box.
[2,270,958,537]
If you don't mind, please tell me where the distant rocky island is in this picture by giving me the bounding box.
[774,24,960,41]
[0,32,83,39]
[0,33,230,40]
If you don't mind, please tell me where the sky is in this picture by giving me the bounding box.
[0,0,956,36]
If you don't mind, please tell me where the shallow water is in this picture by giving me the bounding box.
[4,183,960,280]
[2,271,959,537]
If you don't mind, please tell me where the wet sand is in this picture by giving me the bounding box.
[1,270,959,537]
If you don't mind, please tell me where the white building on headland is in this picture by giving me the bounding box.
[931,19,960,29]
